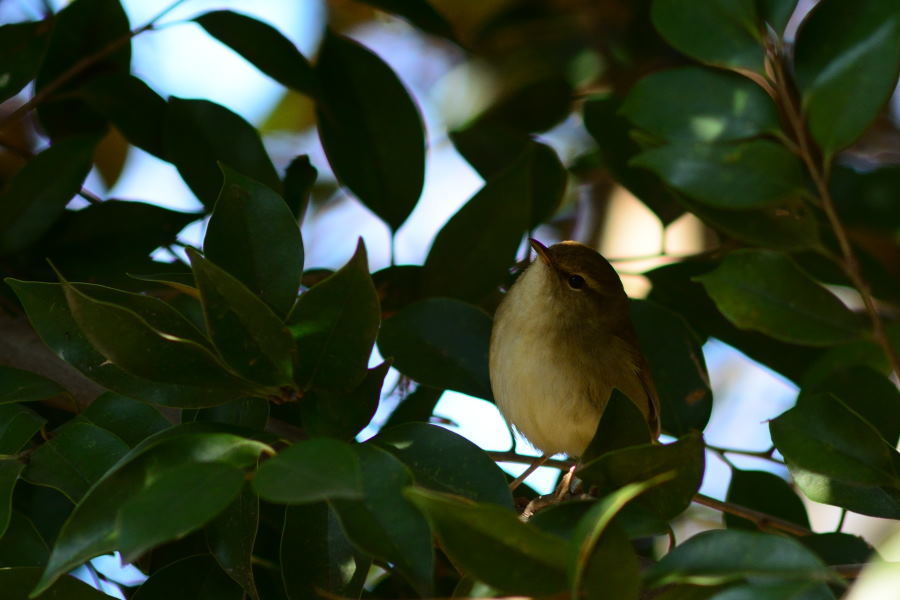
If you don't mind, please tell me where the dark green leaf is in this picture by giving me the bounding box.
[770,392,900,518]
[0,21,51,103]
[384,385,443,429]
[472,78,574,134]
[82,392,171,447]
[315,31,425,230]
[646,529,829,586]
[809,366,900,445]
[373,422,513,508]
[283,155,318,221]
[725,469,810,530]
[622,67,780,142]
[34,0,131,139]
[378,298,492,399]
[801,532,876,566]
[355,0,457,41]
[581,390,653,464]
[529,501,596,542]
[81,73,168,159]
[631,299,712,436]
[288,239,380,391]
[189,249,295,385]
[301,361,389,440]
[191,397,269,431]
[830,165,900,234]
[800,323,900,389]
[422,151,531,302]
[1,567,119,600]
[204,166,302,318]
[163,98,280,207]
[651,0,765,73]
[372,265,425,315]
[694,250,865,346]
[0,459,25,538]
[195,10,316,96]
[0,511,49,567]
[0,136,97,255]
[253,438,362,504]
[6,279,244,408]
[12,483,71,550]
[794,0,900,155]
[118,462,245,562]
[280,502,370,600]
[708,581,835,600]
[23,421,128,503]
[0,366,65,405]
[577,432,705,521]
[132,555,244,600]
[632,140,807,210]
[207,484,259,600]
[331,445,433,595]
[405,486,566,596]
[756,0,797,33]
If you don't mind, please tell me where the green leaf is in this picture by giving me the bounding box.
[422,151,531,302]
[354,0,457,41]
[384,385,443,429]
[287,239,380,391]
[801,532,876,566]
[204,166,303,318]
[6,279,244,408]
[809,366,900,445]
[0,366,65,405]
[404,487,567,596]
[163,98,280,207]
[188,249,295,386]
[12,483,71,551]
[206,484,259,600]
[372,422,513,508]
[23,421,129,503]
[283,155,318,221]
[651,0,765,73]
[725,469,810,531]
[331,445,433,596]
[82,392,171,447]
[794,0,900,156]
[378,298,492,399]
[646,529,830,586]
[468,77,574,134]
[0,21,50,103]
[34,0,131,139]
[195,10,317,96]
[632,140,807,210]
[581,389,653,463]
[253,438,362,504]
[0,511,49,567]
[770,392,900,518]
[315,31,425,230]
[301,361,389,440]
[622,67,780,142]
[190,397,269,431]
[0,136,97,255]
[0,459,25,538]
[132,555,244,600]
[694,250,865,346]
[118,461,245,562]
[708,581,835,600]
[756,0,797,33]
[630,299,712,436]
[280,502,370,600]
[34,430,270,595]
[0,405,45,455]
[80,73,168,159]
[2,567,120,600]
[577,432,705,521]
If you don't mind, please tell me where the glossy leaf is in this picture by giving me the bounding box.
[770,392,900,518]
[622,67,780,142]
[632,140,807,210]
[695,250,865,346]
[195,10,317,96]
[0,136,97,255]
[356,0,457,41]
[207,484,259,600]
[0,511,49,567]
[794,0,900,155]
[725,469,810,531]
[384,385,443,429]
[378,298,492,399]
[373,422,513,508]
[708,582,835,600]
[283,155,318,221]
[253,438,362,504]
[405,487,567,596]
[801,532,876,567]
[577,431,705,521]
[757,0,797,33]
[0,21,51,103]
[163,97,280,207]
[630,299,712,436]
[82,393,171,447]
[7,279,244,408]
[0,404,45,454]
[315,31,425,230]
[189,397,269,431]
[23,421,129,503]
[288,239,380,391]
[204,166,303,317]
[132,555,244,600]
[0,366,65,405]
[0,459,25,538]
[651,0,765,73]
[1,567,119,600]
[11,483,71,552]
[581,389,653,463]
[331,445,433,596]
[809,366,900,445]
[301,361,389,440]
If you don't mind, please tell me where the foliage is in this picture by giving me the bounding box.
[0,0,898,598]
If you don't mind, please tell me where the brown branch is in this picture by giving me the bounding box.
[486,451,575,471]
[692,493,812,537]
[706,444,784,465]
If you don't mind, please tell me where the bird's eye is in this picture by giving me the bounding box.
[567,274,585,290]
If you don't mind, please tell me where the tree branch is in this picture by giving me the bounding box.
[692,493,812,537]
[486,451,574,471]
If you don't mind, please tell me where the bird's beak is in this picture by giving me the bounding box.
[529,238,552,266]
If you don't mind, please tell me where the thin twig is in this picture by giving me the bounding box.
[508,454,550,490]
[692,493,812,537]
[486,451,574,471]
[706,444,784,465]
[836,508,847,532]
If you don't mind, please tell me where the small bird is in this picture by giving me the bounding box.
[490,239,660,459]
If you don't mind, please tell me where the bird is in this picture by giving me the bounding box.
[489,239,660,463]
